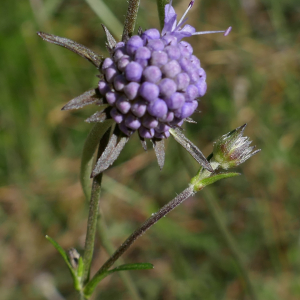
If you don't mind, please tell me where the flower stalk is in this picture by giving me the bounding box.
[82,129,111,284]
[122,0,141,41]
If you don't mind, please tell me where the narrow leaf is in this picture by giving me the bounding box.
[110,263,154,272]
[91,131,129,177]
[61,89,103,111]
[46,235,73,269]
[46,235,80,290]
[37,32,103,68]
[101,24,117,53]
[170,128,213,172]
[193,172,241,192]
[84,263,153,298]
[85,109,109,123]
[152,139,165,170]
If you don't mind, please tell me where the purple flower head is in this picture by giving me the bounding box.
[93,0,231,140]
[43,0,231,173]
[38,0,231,176]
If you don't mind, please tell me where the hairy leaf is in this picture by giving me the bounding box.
[37,32,103,68]
[61,89,103,111]
[170,128,213,172]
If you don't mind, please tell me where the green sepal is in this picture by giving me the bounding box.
[45,235,81,291]
[83,263,153,298]
[191,172,241,192]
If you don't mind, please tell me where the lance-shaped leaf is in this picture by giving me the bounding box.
[61,89,104,111]
[46,235,81,291]
[91,129,129,177]
[191,172,241,192]
[101,24,117,54]
[152,138,165,170]
[37,32,103,68]
[84,263,153,298]
[85,108,110,123]
[170,128,213,172]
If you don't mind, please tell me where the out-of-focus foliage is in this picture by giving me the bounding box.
[1,0,300,299]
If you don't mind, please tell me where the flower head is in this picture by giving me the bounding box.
[98,0,231,139]
[37,0,231,175]
[213,124,261,169]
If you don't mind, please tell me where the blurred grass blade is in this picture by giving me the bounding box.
[156,0,168,30]
[80,120,114,199]
[37,32,103,68]
[44,0,64,18]
[85,0,123,38]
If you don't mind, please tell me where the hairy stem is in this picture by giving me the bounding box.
[122,0,140,41]
[82,129,111,284]
[92,186,194,277]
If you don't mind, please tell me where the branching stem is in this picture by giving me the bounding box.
[91,186,194,278]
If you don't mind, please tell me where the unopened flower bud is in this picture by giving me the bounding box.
[213,124,260,169]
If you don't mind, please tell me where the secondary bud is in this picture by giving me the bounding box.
[213,124,260,169]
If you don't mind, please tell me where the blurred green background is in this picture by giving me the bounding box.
[1,0,300,299]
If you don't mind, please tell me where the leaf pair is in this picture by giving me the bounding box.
[46,235,153,298]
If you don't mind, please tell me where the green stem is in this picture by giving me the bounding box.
[84,186,195,295]
[122,0,141,41]
[97,215,142,300]
[203,189,259,300]
[156,0,168,30]
[82,129,111,284]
